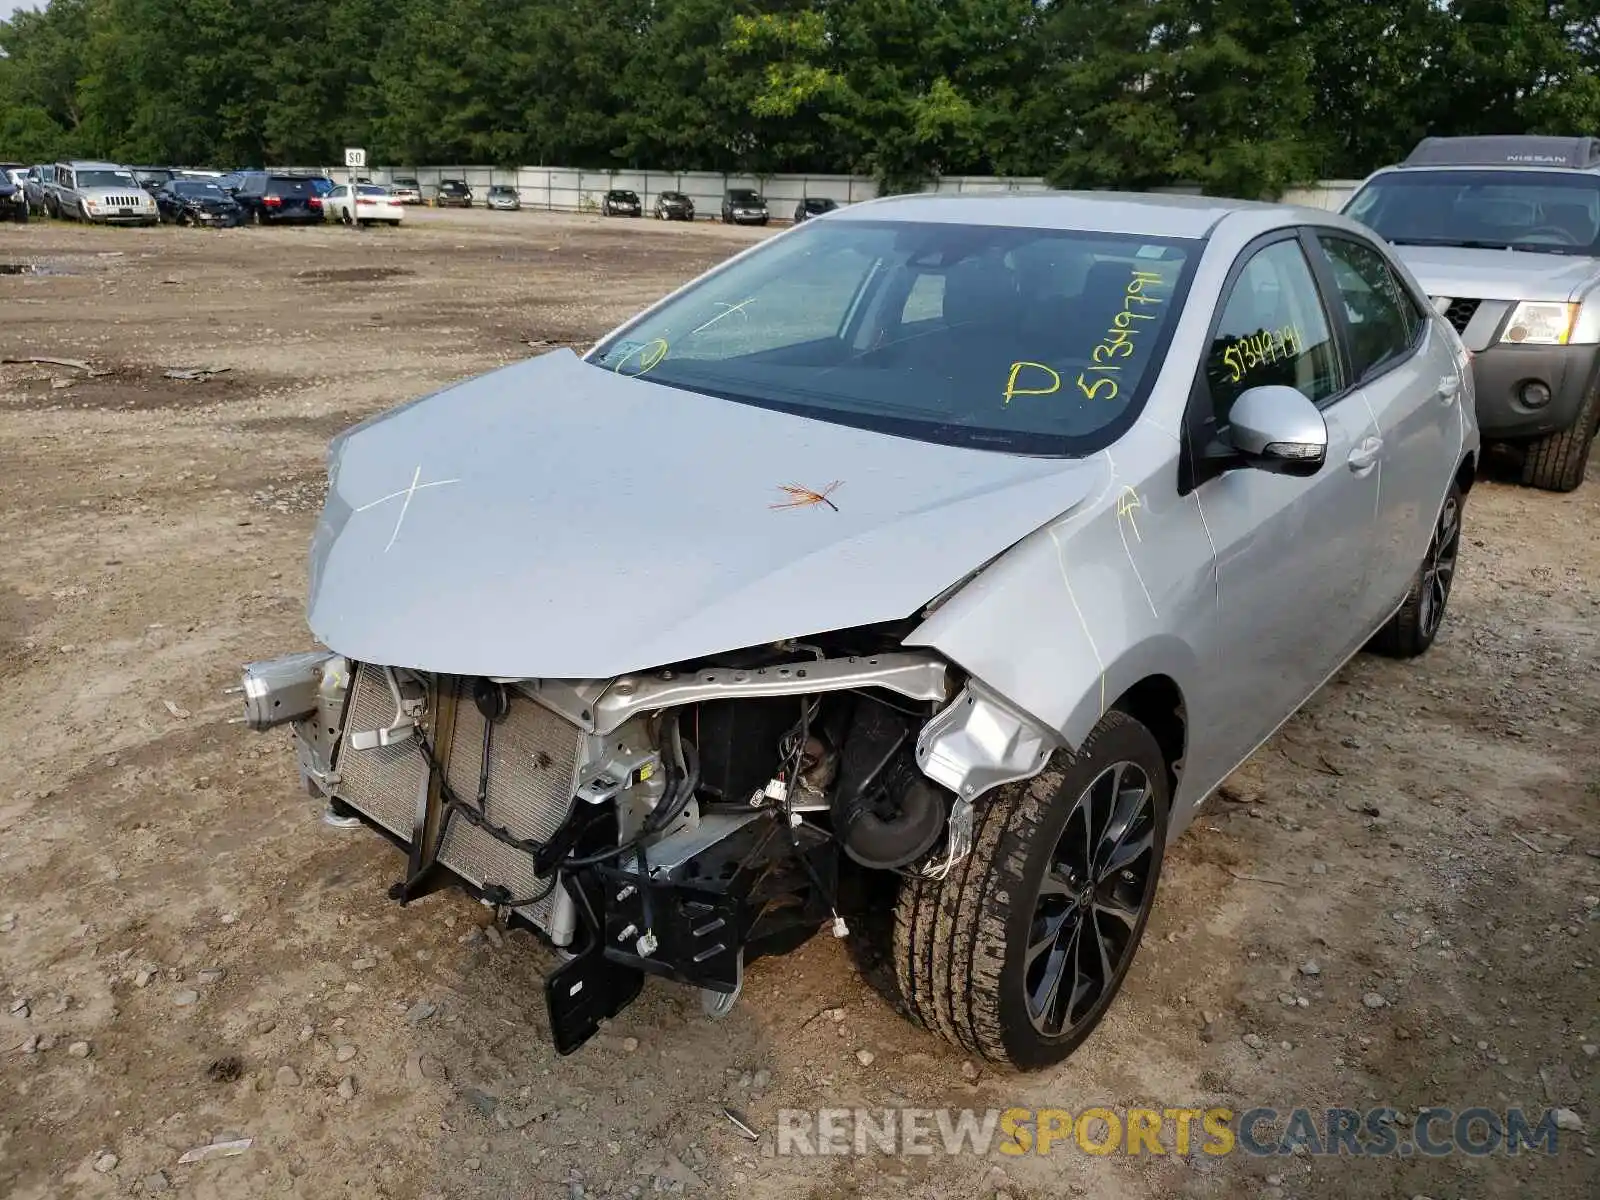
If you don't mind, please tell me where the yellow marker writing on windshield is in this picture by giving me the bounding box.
[614,337,670,376]
[1004,361,1061,406]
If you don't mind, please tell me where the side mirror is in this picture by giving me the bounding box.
[1212,385,1328,477]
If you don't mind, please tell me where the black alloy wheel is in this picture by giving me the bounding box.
[1417,490,1460,641]
[1023,760,1160,1037]
[1369,479,1464,659]
[890,710,1170,1069]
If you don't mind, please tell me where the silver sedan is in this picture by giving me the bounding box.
[239,192,1477,1069]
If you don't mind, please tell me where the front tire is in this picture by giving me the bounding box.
[892,711,1168,1070]
[1369,480,1463,658]
[1520,379,1600,492]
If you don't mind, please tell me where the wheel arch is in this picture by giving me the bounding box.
[1108,674,1187,803]
[1454,450,1478,497]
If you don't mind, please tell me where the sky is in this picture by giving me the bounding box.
[2,0,40,20]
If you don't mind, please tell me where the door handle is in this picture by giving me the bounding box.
[1437,373,1461,404]
[1347,437,1383,473]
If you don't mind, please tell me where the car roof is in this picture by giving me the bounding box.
[833,190,1305,238]
[1401,135,1600,171]
[62,160,130,171]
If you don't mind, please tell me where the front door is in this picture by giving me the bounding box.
[1180,234,1380,790]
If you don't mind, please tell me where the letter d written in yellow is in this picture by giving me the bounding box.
[1003,361,1061,406]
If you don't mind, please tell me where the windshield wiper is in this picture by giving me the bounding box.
[1386,238,1515,251]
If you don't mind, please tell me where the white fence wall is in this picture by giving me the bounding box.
[1281,180,1363,210]
[282,163,1359,217]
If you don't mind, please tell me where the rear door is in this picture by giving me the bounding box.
[1180,233,1379,785]
[1309,232,1464,619]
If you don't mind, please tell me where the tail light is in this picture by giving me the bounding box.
[308,196,322,208]
[263,195,282,208]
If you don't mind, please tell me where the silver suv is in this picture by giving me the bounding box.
[54,160,159,226]
[1343,135,1600,491]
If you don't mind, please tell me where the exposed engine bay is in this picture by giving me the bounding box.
[238,628,1051,1053]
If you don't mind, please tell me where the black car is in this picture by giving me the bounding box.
[794,196,839,223]
[435,179,473,208]
[653,190,694,221]
[602,189,642,217]
[229,172,325,225]
[0,165,27,223]
[720,188,769,225]
[154,178,243,226]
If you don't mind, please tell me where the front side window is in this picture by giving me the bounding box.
[1205,239,1342,426]
[1316,236,1421,380]
[1345,169,1600,256]
[587,219,1198,455]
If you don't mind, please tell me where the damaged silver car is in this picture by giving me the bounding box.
[238,192,1478,1069]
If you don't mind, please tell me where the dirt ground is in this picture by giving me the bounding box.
[1,208,1596,1200]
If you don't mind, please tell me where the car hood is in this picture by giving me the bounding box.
[307,349,1101,679]
[1389,243,1600,302]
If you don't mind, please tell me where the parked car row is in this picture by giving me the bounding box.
[1,162,28,222]
[600,187,844,225]
[6,157,849,227]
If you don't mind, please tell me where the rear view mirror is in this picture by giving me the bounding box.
[1218,385,1328,477]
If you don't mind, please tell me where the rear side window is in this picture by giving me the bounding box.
[1316,236,1422,380]
[1205,239,1343,425]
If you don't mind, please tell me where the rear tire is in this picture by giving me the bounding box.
[1520,379,1600,492]
[1369,480,1463,658]
[890,711,1169,1070]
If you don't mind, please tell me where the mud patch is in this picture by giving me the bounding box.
[236,410,364,441]
[1,362,271,413]
[297,266,414,284]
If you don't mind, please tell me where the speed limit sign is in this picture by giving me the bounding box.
[344,147,367,169]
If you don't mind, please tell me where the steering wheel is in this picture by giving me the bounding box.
[1522,225,1581,246]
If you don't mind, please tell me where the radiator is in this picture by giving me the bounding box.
[332,664,581,938]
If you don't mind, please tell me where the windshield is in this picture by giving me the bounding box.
[729,190,761,203]
[611,191,637,200]
[171,181,225,196]
[587,219,1196,455]
[77,170,137,189]
[1346,169,1600,256]
[394,178,418,187]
